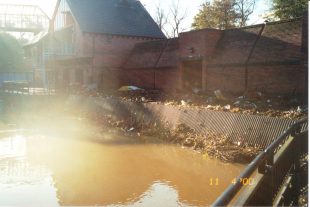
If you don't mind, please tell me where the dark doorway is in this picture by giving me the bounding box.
[182,60,202,92]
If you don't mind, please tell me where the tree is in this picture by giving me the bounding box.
[272,0,308,20]
[192,2,218,29]
[169,0,187,37]
[192,0,238,30]
[154,3,168,31]
[235,0,256,27]
[0,33,25,72]
[154,3,169,36]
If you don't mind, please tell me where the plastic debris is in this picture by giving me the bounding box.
[233,101,241,106]
[206,97,214,104]
[118,86,144,91]
[193,88,200,94]
[297,106,302,113]
[214,90,227,101]
[224,105,231,110]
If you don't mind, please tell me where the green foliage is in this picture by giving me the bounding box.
[192,2,218,30]
[0,33,26,72]
[273,0,308,19]
[192,0,238,30]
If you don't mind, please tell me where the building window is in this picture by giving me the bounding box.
[63,11,73,26]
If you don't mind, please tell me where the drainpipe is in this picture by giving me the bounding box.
[153,39,170,89]
[244,23,266,95]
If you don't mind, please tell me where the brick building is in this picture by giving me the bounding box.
[123,15,308,97]
[26,0,165,89]
[25,0,307,97]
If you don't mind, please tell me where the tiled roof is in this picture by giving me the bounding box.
[124,38,179,69]
[66,0,166,38]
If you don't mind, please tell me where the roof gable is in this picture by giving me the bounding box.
[66,0,166,38]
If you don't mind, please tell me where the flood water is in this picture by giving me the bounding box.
[0,133,245,206]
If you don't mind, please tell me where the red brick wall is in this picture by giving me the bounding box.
[81,33,154,68]
[121,69,154,89]
[77,21,306,96]
[206,66,246,95]
[205,64,307,96]
[247,65,307,95]
[179,29,222,58]
[302,11,308,55]
[98,69,121,89]
[119,68,180,92]
[155,68,180,92]
[76,32,162,87]
[120,64,306,96]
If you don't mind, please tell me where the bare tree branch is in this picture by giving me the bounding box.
[169,0,188,37]
[235,0,256,27]
[154,2,168,31]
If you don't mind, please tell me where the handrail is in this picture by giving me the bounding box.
[212,118,308,206]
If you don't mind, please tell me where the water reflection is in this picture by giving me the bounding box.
[0,136,58,206]
[0,135,245,206]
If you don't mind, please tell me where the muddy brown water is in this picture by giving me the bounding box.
[0,133,245,206]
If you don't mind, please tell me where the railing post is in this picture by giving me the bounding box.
[257,151,274,205]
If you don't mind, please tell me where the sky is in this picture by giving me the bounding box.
[140,0,271,35]
[0,0,271,32]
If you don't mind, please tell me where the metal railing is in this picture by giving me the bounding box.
[0,4,49,33]
[1,81,56,96]
[212,118,308,206]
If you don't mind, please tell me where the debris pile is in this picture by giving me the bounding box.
[298,154,308,207]
[114,92,306,119]
[81,110,262,163]
[168,124,261,163]
[299,186,308,207]
[67,87,306,163]
[69,85,307,119]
